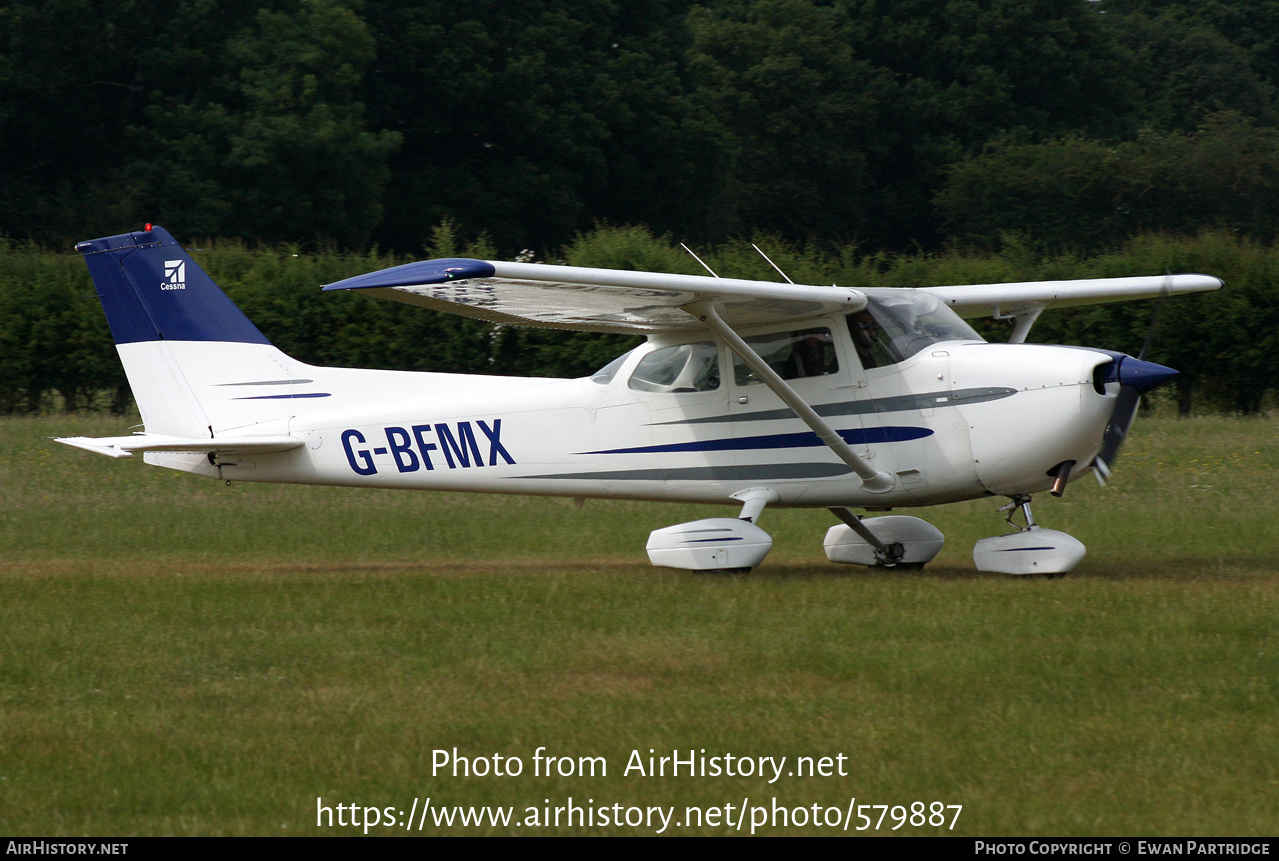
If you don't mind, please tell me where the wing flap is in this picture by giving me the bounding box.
[56,434,303,459]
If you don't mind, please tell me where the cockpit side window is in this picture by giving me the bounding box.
[628,342,720,393]
[733,328,838,386]
[847,310,896,369]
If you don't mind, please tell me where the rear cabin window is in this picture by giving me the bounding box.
[590,350,634,385]
[628,342,720,393]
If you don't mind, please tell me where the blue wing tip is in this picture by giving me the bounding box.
[323,258,496,292]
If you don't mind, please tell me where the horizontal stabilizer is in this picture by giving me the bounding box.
[54,434,303,459]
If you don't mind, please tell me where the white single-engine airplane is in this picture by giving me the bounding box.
[60,225,1221,575]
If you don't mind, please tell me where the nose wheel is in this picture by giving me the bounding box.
[973,495,1086,576]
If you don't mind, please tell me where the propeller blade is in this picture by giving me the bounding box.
[1095,273,1176,484]
[1093,355,1179,483]
[1095,385,1141,480]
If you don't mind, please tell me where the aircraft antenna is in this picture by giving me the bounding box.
[680,244,719,278]
[752,243,794,284]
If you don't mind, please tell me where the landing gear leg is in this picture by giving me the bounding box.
[1001,494,1036,531]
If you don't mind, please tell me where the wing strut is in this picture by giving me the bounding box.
[995,303,1047,343]
[686,302,894,493]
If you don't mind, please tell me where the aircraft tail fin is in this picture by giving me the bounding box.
[77,225,320,438]
[78,225,272,347]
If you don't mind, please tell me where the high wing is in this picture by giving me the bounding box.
[922,273,1222,343]
[323,258,866,334]
[923,274,1223,319]
[324,259,1222,335]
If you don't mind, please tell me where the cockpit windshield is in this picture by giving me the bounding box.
[848,291,982,368]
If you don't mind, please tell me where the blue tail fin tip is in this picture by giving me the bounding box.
[79,225,272,346]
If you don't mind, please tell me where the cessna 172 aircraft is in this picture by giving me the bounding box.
[59,225,1221,575]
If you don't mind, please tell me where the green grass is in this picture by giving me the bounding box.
[1,415,1277,835]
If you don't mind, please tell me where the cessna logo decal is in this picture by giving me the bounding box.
[162,260,186,290]
[341,420,515,476]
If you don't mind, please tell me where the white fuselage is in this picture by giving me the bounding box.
[141,315,1118,510]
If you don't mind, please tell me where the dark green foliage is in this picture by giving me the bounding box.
[937,114,1279,252]
[685,1,889,239]
[0,0,399,247]
[681,0,1136,248]
[1101,0,1279,93]
[132,0,401,244]
[4,2,1279,412]
[1106,8,1276,132]
[7,1,1279,253]
[0,241,127,412]
[361,0,716,253]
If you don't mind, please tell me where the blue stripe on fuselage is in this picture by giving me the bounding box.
[588,426,932,456]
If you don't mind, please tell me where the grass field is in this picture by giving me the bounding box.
[2,414,1277,835]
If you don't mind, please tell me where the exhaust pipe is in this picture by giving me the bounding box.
[1050,460,1076,497]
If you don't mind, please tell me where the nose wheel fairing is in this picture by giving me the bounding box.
[972,526,1085,576]
[971,495,1085,576]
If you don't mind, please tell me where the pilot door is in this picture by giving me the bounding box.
[723,324,860,485]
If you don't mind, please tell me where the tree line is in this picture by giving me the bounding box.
[6,1,1279,256]
[1,225,1273,416]
[3,1,1277,415]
